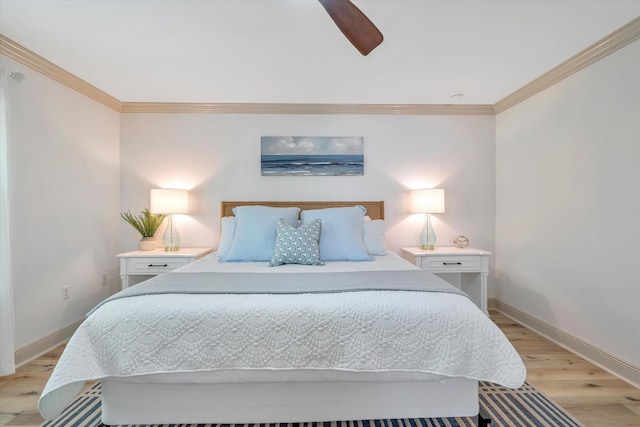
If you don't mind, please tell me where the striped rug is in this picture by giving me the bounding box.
[41,381,583,427]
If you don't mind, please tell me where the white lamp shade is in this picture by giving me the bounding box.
[410,189,445,214]
[150,189,189,214]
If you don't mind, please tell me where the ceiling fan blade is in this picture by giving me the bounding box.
[318,0,383,56]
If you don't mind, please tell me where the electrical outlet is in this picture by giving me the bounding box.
[62,286,70,299]
[102,274,108,286]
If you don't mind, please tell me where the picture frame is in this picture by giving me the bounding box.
[261,136,364,176]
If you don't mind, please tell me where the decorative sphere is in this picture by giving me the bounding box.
[453,235,470,248]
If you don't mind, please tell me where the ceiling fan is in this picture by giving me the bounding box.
[318,0,383,56]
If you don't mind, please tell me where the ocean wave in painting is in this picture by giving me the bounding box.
[261,155,364,176]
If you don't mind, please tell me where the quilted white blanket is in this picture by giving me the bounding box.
[39,255,526,420]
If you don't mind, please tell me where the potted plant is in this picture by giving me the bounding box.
[121,208,167,250]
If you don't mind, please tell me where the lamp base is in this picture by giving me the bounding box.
[162,215,182,252]
[418,214,437,251]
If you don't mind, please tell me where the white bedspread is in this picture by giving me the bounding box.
[39,253,526,420]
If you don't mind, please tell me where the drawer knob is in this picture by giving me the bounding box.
[148,263,168,267]
[443,262,462,265]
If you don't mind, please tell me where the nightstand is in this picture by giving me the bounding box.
[117,247,212,289]
[400,247,491,314]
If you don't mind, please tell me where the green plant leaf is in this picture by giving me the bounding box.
[121,208,167,237]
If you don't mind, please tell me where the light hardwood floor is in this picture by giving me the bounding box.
[0,310,638,426]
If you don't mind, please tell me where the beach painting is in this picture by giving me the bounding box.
[261,136,364,176]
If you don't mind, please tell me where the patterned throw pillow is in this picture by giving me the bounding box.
[269,218,325,267]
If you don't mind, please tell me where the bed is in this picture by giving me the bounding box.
[39,201,525,425]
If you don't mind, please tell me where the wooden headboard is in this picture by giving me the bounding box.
[221,201,384,220]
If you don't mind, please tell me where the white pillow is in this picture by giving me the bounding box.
[222,206,300,262]
[215,216,236,257]
[363,219,387,255]
[301,205,372,261]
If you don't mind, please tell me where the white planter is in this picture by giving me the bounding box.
[139,237,157,251]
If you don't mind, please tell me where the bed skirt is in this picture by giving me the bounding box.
[101,377,479,424]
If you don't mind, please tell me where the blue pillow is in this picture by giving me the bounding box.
[300,206,372,261]
[269,218,324,267]
[222,206,300,262]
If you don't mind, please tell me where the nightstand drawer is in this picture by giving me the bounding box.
[419,256,480,272]
[127,257,190,274]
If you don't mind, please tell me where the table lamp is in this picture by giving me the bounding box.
[409,189,445,250]
[150,188,189,251]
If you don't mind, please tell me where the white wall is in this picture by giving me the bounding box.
[8,33,638,376]
[120,113,496,289]
[3,55,121,348]
[495,41,640,366]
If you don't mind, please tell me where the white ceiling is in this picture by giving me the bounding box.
[1,0,638,104]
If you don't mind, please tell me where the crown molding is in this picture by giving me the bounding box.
[0,34,122,112]
[1,34,490,115]
[120,102,494,115]
[3,17,638,116]
[494,16,640,114]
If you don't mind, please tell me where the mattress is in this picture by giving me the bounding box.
[39,253,526,420]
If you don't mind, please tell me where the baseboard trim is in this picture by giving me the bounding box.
[14,319,84,368]
[495,299,640,388]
